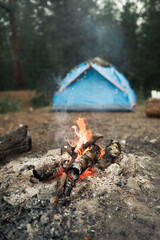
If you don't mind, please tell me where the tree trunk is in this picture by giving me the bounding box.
[145,98,160,118]
[9,0,23,89]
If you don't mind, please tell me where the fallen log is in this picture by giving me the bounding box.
[145,98,160,117]
[0,125,32,161]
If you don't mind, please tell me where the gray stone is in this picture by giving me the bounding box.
[156,205,160,210]
[40,214,49,225]
[53,213,61,221]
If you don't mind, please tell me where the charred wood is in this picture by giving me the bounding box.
[69,145,101,181]
[82,133,103,150]
[50,172,68,207]
[50,155,77,207]
[103,140,121,165]
[33,162,61,181]
[0,125,31,161]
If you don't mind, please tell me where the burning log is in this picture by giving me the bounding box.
[35,134,103,182]
[69,145,101,180]
[50,145,100,207]
[0,125,31,161]
[63,133,103,159]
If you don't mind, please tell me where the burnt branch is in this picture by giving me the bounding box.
[33,162,61,181]
[50,171,68,207]
[82,133,103,150]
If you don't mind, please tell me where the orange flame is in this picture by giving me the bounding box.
[58,118,105,181]
[70,118,104,179]
[99,146,105,159]
[72,117,92,158]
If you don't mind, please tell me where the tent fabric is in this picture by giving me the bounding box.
[52,59,136,112]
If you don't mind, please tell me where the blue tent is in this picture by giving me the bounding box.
[52,58,136,112]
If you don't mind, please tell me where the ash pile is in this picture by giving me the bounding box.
[0,148,158,239]
[0,118,160,240]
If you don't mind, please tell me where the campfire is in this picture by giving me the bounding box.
[33,118,121,206]
[0,113,158,239]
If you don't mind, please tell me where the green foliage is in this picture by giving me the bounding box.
[136,0,160,90]
[135,87,149,104]
[120,1,138,75]
[30,94,50,108]
[0,98,20,114]
[0,0,160,93]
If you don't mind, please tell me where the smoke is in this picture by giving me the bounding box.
[80,16,131,72]
[38,70,62,94]
[53,112,69,147]
[53,112,78,148]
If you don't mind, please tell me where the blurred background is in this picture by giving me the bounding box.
[0,0,160,103]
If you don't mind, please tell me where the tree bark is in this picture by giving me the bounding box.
[0,125,31,160]
[9,0,23,89]
[145,98,160,118]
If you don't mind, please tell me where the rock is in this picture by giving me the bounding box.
[155,206,160,211]
[40,214,49,225]
[149,139,157,143]
[138,177,146,184]
[53,214,61,221]
[120,140,126,145]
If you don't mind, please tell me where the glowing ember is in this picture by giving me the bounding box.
[99,147,105,159]
[79,167,93,180]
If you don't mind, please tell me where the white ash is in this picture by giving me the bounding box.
[0,150,153,209]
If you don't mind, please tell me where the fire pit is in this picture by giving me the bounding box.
[0,115,159,240]
[32,118,121,206]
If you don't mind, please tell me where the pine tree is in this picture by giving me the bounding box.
[137,0,160,91]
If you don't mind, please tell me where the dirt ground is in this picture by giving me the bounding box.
[0,103,160,240]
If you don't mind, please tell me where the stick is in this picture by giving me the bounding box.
[82,133,103,150]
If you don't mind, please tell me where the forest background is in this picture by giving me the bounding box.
[0,0,160,99]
